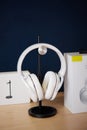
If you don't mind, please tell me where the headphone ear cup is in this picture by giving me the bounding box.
[42,71,57,100]
[30,74,44,101]
[25,74,43,102]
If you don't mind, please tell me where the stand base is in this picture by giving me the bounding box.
[6,96,12,99]
[28,106,57,118]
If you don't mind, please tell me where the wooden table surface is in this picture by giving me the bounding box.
[0,92,87,130]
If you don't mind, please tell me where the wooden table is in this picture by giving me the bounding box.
[0,93,87,130]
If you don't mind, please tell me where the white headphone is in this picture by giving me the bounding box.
[17,43,66,102]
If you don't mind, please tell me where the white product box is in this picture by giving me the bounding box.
[0,71,30,105]
[64,52,87,113]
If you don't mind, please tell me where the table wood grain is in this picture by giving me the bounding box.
[0,93,87,130]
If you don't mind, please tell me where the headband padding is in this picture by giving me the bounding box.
[42,71,57,100]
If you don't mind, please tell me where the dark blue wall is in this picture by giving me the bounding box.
[0,0,87,76]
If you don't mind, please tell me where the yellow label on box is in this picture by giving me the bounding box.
[72,55,82,62]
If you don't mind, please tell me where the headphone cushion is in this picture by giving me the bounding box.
[30,74,44,101]
[25,74,43,102]
[42,71,57,100]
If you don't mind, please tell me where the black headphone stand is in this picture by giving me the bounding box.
[28,40,57,118]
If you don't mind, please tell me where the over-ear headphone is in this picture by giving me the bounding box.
[17,43,66,102]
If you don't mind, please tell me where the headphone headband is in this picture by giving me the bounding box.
[17,43,66,78]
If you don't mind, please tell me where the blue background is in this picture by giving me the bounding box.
[0,0,87,89]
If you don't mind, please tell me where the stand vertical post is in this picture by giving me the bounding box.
[37,35,42,107]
